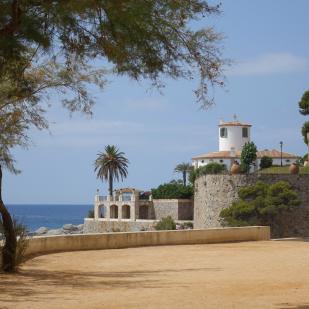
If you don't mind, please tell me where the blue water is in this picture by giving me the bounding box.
[6,204,93,232]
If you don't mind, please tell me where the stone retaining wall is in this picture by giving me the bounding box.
[194,174,309,237]
[83,219,156,233]
[153,199,193,221]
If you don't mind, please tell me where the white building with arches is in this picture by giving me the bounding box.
[192,119,299,170]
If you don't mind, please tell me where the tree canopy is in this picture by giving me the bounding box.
[0,0,225,112]
[220,181,300,236]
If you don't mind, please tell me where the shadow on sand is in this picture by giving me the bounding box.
[0,266,221,304]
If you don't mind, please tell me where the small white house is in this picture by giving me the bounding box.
[192,119,299,171]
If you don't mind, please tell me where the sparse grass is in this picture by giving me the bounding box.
[258,166,309,174]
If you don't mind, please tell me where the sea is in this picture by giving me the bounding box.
[6,204,93,232]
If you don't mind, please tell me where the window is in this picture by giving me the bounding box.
[242,127,248,138]
[220,159,224,163]
[201,160,204,163]
[220,127,228,138]
[286,159,290,163]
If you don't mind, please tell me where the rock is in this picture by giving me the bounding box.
[77,224,84,230]
[46,228,63,236]
[35,227,48,235]
[62,224,78,231]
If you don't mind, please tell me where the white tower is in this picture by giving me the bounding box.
[218,117,251,152]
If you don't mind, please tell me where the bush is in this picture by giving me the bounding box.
[260,156,273,169]
[189,162,226,183]
[0,217,29,267]
[220,181,300,236]
[151,182,193,199]
[87,209,94,218]
[155,216,176,230]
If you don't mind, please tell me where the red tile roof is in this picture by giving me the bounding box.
[192,149,298,160]
[218,121,251,127]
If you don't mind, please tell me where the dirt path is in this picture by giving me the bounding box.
[1,240,309,309]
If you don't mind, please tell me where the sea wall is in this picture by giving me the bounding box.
[0,226,270,268]
[194,174,309,237]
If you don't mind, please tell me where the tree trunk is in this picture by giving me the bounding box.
[108,174,113,198]
[183,171,186,187]
[0,165,17,272]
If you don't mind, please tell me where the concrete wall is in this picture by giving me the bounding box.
[194,174,309,237]
[153,199,193,221]
[0,226,270,268]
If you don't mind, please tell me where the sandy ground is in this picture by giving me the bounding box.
[1,240,309,309]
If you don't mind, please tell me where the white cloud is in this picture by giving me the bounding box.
[227,52,309,76]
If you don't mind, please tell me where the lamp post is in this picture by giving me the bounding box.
[280,141,283,167]
[307,133,309,164]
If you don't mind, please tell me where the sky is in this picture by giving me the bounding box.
[4,0,309,204]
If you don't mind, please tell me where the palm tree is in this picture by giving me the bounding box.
[174,162,193,186]
[94,145,129,197]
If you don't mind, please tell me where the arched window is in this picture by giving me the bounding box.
[122,205,130,219]
[99,205,106,218]
[110,205,118,219]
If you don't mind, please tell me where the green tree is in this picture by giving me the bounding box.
[259,156,273,169]
[0,109,30,272]
[298,91,309,146]
[220,181,300,236]
[0,0,226,272]
[189,162,226,183]
[240,142,257,173]
[174,163,193,186]
[299,90,309,115]
[301,121,309,145]
[94,145,129,197]
[151,182,193,199]
[0,1,225,110]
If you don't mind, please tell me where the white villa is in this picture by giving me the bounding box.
[192,118,299,170]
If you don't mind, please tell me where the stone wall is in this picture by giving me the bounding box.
[83,219,156,233]
[194,174,309,237]
[153,199,193,221]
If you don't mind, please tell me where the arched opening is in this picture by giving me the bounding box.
[122,205,131,219]
[139,205,148,219]
[110,205,118,219]
[99,205,106,218]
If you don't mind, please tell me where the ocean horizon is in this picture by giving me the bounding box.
[6,204,93,232]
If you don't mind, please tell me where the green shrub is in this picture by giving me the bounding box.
[183,221,193,229]
[189,162,226,183]
[155,216,176,230]
[151,182,193,199]
[260,156,273,169]
[220,181,300,236]
[87,209,94,218]
[0,217,29,267]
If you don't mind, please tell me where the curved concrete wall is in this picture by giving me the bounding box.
[0,227,270,268]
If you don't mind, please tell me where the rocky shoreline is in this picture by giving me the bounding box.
[32,224,84,236]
